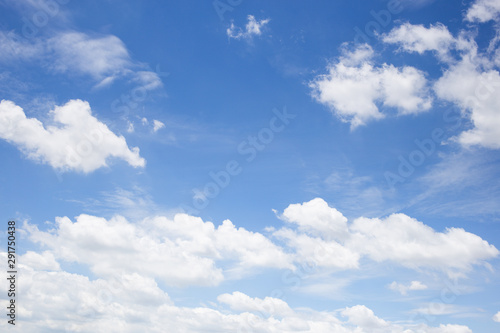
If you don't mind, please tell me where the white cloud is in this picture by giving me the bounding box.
[1,197,492,332]
[275,198,498,277]
[0,30,162,90]
[19,250,61,271]
[48,32,162,90]
[274,227,360,269]
[0,253,476,332]
[434,59,500,149]
[25,214,224,287]
[427,325,473,333]
[493,311,500,322]
[217,291,293,318]
[0,99,145,173]
[279,197,349,240]
[274,198,360,270]
[24,213,293,287]
[347,213,499,277]
[389,280,428,295]
[413,303,464,316]
[48,32,130,83]
[310,44,432,128]
[227,15,270,40]
[153,119,165,132]
[21,200,497,291]
[466,0,500,23]
[341,305,388,329]
[383,23,455,61]
[382,19,500,150]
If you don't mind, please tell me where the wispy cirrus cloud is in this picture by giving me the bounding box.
[0,30,163,91]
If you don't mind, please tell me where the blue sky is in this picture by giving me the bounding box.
[1,0,500,332]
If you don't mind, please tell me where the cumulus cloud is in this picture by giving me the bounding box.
[19,198,499,287]
[494,311,500,322]
[0,252,475,332]
[382,17,500,150]
[383,23,455,61]
[389,280,428,295]
[434,59,500,149]
[24,213,293,287]
[310,44,432,128]
[274,227,361,269]
[466,0,500,23]
[312,2,500,149]
[342,305,388,329]
[0,99,145,173]
[279,197,349,240]
[217,291,293,318]
[274,198,498,277]
[227,15,270,40]
[348,213,498,276]
[19,250,61,271]
[0,198,492,331]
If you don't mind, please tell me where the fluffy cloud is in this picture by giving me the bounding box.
[348,213,498,276]
[434,59,500,149]
[466,0,500,22]
[279,197,349,240]
[217,291,294,318]
[0,99,145,173]
[383,18,500,149]
[25,213,293,287]
[21,199,499,286]
[341,305,388,329]
[275,198,498,277]
[383,23,455,61]
[1,199,493,331]
[310,44,432,128]
[274,227,360,269]
[19,250,61,271]
[313,2,500,149]
[494,311,500,322]
[227,15,270,40]
[389,280,428,295]
[0,253,475,332]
